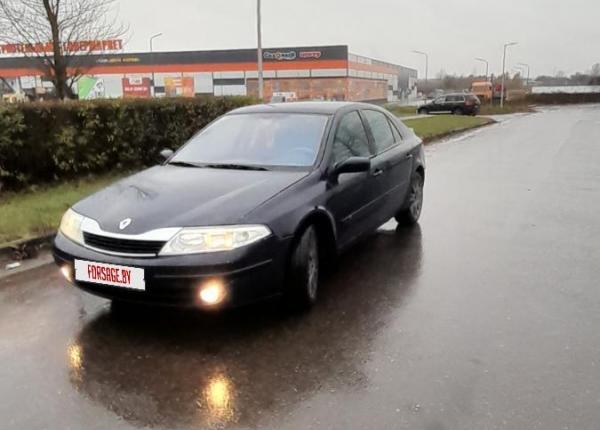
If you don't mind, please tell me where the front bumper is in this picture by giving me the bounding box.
[53,232,292,308]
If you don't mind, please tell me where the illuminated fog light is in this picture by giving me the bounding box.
[60,265,73,283]
[198,280,227,306]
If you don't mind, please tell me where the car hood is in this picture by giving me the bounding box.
[73,165,308,234]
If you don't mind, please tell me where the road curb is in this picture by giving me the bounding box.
[0,232,55,261]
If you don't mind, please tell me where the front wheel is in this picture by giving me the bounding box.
[417,108,428,115]
[396,171,424,226]
[285,226,319,310]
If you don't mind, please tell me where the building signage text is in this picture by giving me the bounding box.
[0,39,123,55]
[263,50,323,61]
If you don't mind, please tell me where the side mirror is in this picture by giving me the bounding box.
[159,148,174,162]
[332,157,371,178]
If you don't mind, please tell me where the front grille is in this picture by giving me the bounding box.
[83,232,166,255]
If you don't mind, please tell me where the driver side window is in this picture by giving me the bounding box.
[331,111,371,165]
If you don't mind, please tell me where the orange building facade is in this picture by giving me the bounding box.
[0,45,418,102]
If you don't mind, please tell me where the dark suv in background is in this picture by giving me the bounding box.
[418,93,481,116]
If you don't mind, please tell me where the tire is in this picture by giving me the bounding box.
[396,171,425,226]
[285,225,319,310]
[452,107,463,115]
[417,108,428,115]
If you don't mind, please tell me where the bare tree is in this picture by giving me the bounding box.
[0,0,127,99]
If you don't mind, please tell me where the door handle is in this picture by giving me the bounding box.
[405,153,413,160]
[372,168,384,177]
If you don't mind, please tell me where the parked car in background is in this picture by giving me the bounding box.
[270,91,298,103]
[54,102,426,311]
[418,93,481,115]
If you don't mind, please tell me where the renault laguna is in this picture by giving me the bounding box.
[53,102,425,310]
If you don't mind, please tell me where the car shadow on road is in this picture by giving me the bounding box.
[68,223,423,429]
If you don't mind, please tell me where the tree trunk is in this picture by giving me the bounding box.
[43,0,69,100]
[53,61,68,100]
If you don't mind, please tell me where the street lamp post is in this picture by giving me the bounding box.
[412,50,429,83]
[501,42,517,108]
[517,62,530,87]
[257,0,264,101]
[475,57,489,80]
[149,33,163,97]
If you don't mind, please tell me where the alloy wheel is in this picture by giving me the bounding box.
[306,237,319,300]
[409,176,424,219]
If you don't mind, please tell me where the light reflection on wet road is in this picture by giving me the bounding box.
[1,105,599,430]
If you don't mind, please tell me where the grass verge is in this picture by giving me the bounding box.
[478,103,535,115]
[0,174,125,245]
[404,115,494,141]
[385,104,418,117]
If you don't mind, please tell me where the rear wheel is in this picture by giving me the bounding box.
[396,171,424,226]
[453,107,463,115]
[417,108,428,115]
[285,226,319,310]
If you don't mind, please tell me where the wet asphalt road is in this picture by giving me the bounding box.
[1,105,600,430]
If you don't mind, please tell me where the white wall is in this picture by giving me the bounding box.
[214,85,246,96]
[183,72,213,94]
[102,74,125,98]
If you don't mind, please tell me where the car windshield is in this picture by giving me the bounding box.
[171,113,329,168]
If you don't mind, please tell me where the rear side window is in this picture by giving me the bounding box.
[362,110,395,154]
[331,111,371,164]
[388,118,403,142]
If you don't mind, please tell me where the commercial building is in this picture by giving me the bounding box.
[0,44,418,102]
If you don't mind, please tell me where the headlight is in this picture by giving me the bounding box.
[159,225,271,255]
[59,208,85,245]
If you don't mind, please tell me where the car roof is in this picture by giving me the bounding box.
[228,101,380,115]
[443,92,477,96]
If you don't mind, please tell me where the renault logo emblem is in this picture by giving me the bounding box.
[119,218,132,230]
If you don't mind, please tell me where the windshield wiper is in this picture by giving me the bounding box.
[168,161,204,168]
[204,163,269,171]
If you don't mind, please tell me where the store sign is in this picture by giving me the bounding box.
[122,77,151,98]
[263,50,323,61]
[96,56,141,64]
[299,51,322,59]
[164,77,195,97]
[78,76,105,100]
[0,39,123,55]
[264,51,297,61]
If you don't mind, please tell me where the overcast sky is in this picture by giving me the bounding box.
[116,0,599,78]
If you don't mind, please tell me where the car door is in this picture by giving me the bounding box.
[431,96,446,112]
[325,110,379,248]
[445,95,458,112]
[361,109,413,224]
[454,95,465,112]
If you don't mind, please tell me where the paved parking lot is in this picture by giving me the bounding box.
[1,104,599,430]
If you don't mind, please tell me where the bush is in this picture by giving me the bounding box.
[0,96,254,191]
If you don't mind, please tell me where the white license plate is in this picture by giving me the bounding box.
[74,260,145,291]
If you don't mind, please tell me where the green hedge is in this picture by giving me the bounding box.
[526,92,600,105]
[0,96,254,191]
